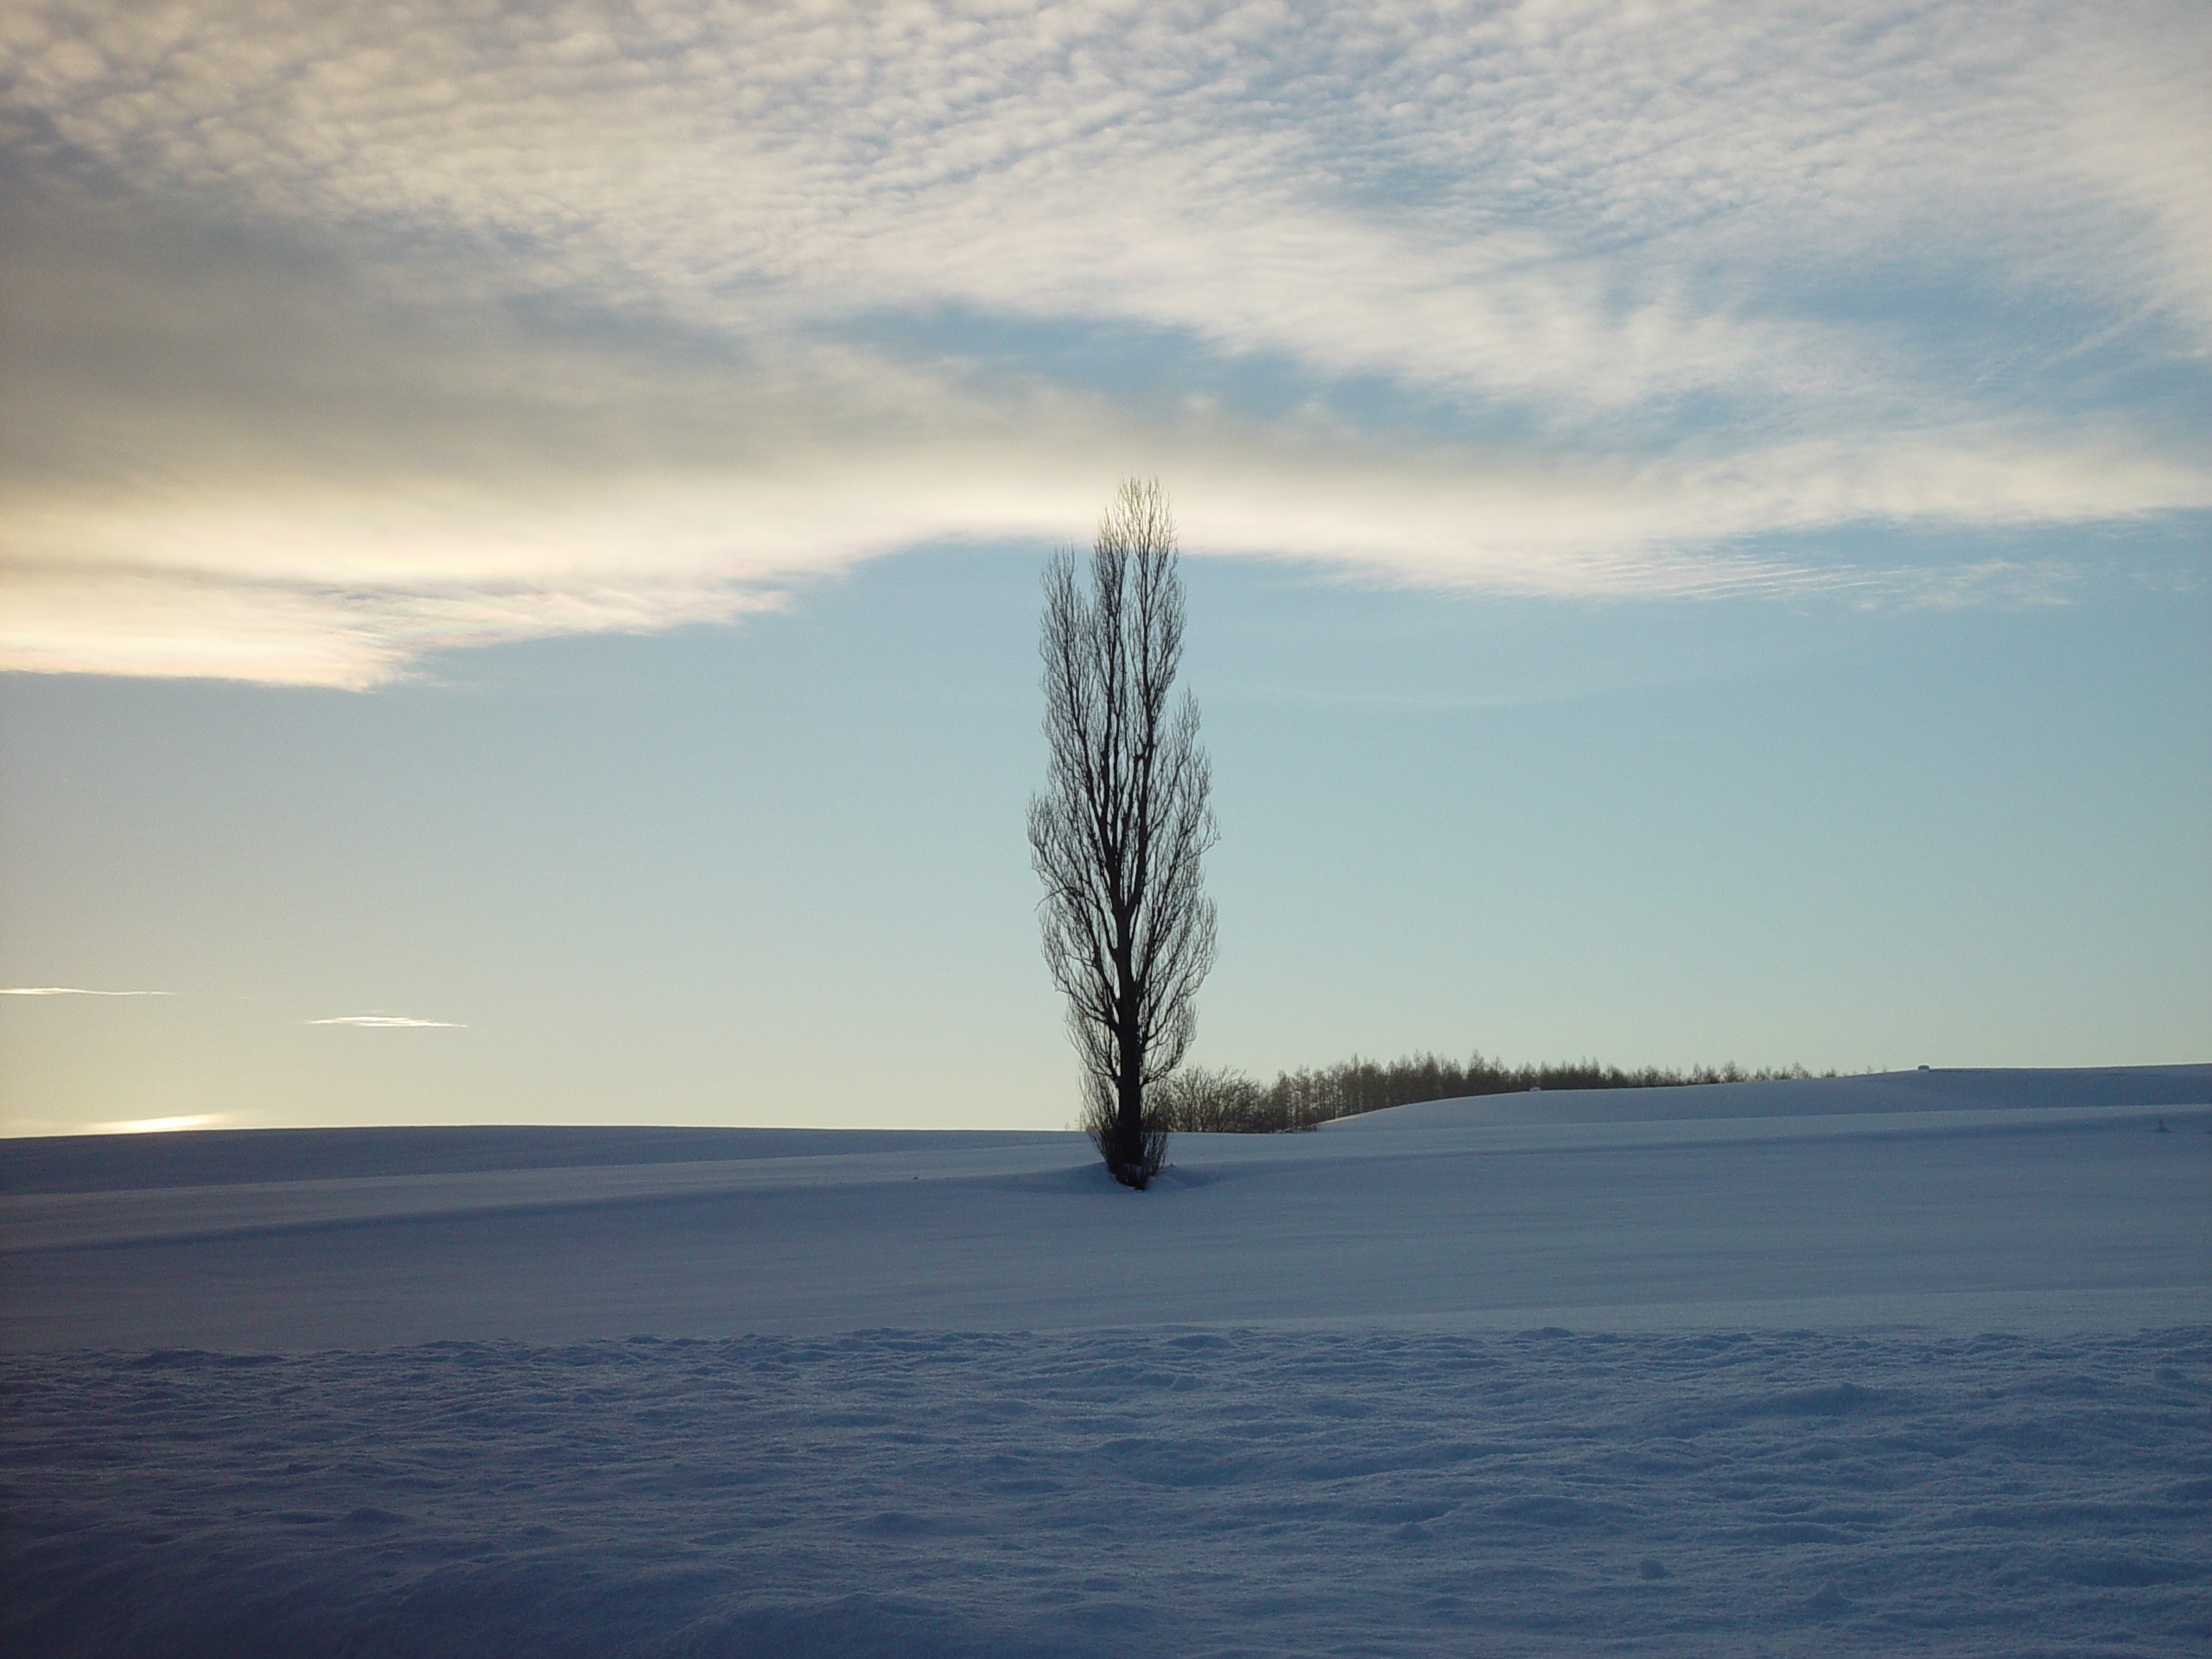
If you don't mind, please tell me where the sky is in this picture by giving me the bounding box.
[1,0,2207,1136]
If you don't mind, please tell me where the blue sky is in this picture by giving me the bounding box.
[1,1,2206,1133]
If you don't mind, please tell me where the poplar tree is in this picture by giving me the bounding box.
[1029,480,1217,1188]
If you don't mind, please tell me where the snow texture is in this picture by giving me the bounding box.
[5,1330,2209,1657]
[3,1067,2208,1656]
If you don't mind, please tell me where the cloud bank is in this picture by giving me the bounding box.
[84,1114,225,1134]
[2,0,2206,684]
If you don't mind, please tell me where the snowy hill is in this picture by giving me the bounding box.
[3,1066,2207,1656]
[3,1065,2206,1351]
[1322,1062,2212,1128]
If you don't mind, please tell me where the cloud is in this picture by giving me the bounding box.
[0,986,175,995]
[85,1115,225,1134]
[306,1014,466,1027]
[1,0,2206,684]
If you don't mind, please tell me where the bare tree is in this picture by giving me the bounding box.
[1029,479,1217,1189]
[1147,1065,1268,1133]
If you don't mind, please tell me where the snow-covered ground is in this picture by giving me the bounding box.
[3,1067,2208,1655]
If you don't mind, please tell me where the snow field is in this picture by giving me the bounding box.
[3,1068,2206,1654]
[3,1326,2209,1658]
[5,1095,2207,1352]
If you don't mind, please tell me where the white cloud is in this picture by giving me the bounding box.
[307,1014,466,1027]
[2042,20,2212,350]
[1,0,2205,684]
[84,1114,225,1133]
[0,986,175,995]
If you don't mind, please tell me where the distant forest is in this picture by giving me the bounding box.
[1151,1053,1833,1134]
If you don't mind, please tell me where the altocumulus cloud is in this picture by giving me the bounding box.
[1,0,2205,685]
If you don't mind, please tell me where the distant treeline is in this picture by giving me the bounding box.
[1150,1053,1832,1134]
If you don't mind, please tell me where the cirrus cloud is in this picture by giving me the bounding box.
[0,985,175,995]
[307,1014,466,1028]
